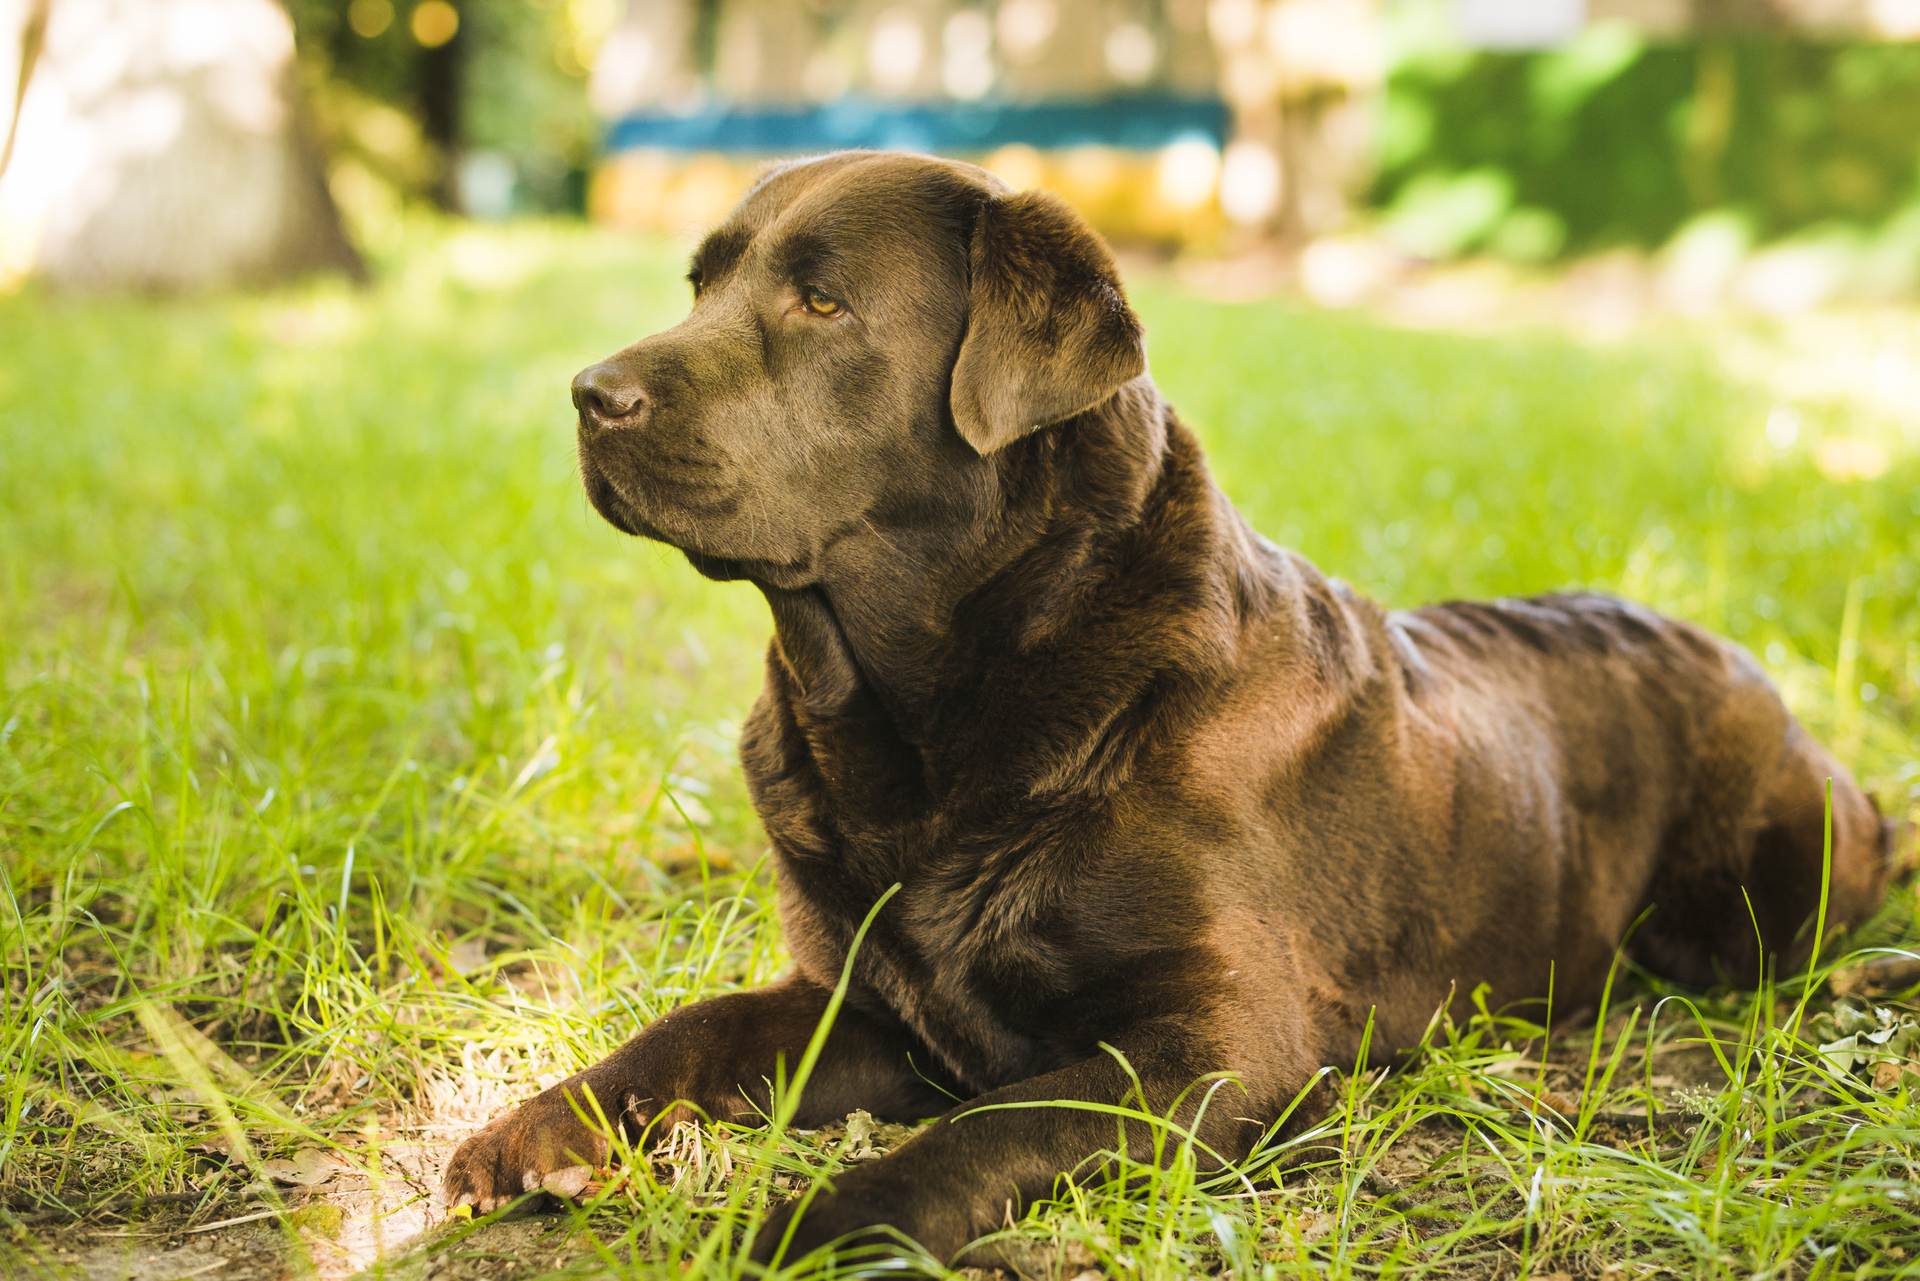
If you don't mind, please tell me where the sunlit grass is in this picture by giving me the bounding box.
[1,218,1916,1279]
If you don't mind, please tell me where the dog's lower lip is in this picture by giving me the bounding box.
[580,454,786,573]
[579,454,649,536]
[601,499,805,583]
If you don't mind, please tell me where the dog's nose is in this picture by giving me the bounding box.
[572,362,649,427]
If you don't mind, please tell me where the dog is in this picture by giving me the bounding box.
[442,150,1900,1263]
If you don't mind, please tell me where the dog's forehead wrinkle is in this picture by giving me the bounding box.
[764,227,852,291]
[764,217,940,296]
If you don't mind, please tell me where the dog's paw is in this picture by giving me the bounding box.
[441,1078,618,1214]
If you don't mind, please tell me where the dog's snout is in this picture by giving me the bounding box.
[572,362,649,427]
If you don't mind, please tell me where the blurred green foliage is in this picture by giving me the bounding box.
[288,0,598,215]
[1376,9,1920,260]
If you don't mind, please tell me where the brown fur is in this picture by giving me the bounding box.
[442,151,1901,1264]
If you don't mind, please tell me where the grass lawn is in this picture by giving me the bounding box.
[2,218,1918,1281]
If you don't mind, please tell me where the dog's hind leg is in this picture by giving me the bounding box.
[1631,684,1894,991]
[1736,725,1899,976]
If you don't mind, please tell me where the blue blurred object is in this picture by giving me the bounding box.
[605,94,1230,155]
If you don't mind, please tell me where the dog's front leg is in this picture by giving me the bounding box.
[753,1017,1324,1267]
[441,974,951,1212]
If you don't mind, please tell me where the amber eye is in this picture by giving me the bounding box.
[802,288,844,318]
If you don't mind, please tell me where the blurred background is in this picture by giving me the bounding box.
[5,0,1920,305]
[1,7,1916,1252]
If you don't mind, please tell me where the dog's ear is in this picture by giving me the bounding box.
[950,189,1146,455]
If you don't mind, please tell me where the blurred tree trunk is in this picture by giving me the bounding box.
[0,0,45,180]
[419,15,462,210]
[0,0,364,291]
[1211,0,1380,242]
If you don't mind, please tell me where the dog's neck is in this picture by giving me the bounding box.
[755,379,1281,800]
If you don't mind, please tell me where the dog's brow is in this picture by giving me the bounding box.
[771,231,851,290]
[691,227,751,286]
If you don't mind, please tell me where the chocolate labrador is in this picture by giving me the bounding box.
[442,150,1901,1263]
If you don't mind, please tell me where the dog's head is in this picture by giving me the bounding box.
[572,151,1147,586]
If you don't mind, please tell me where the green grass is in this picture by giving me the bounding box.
[1,218,1917,1280]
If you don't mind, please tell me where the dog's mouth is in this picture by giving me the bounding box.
[577,433,728,536]
[579,452,647,537]
[577,443,806,587]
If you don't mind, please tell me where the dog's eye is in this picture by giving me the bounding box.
[802,288,845,318]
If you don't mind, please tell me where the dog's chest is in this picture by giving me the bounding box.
[773,765,1209,1090]
[741,619,1223,1088]
[771,809,1073,1078]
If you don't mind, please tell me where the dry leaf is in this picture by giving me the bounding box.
[1870,1060,1920,1091]
[261,1147,342,1186]
[446,938,489,976]
[843,1108,880,1159]
[192,1131,262,1159]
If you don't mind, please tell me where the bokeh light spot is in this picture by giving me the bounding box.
[348,0,394,38]
[411,0,459,48]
